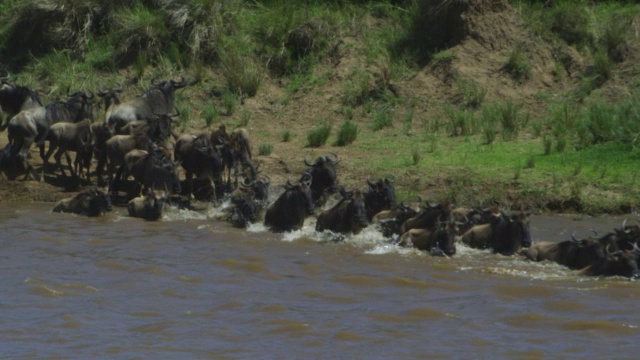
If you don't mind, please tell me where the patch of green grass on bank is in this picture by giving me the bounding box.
[351,129,640,211]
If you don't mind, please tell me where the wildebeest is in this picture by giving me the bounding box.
[105,78,192,133]
[316,189,369,235]
[226,176,272,227]
[174,133,224,204]
[127,188,167,221]
[38,119,94,179]
[364,178,397,222]
[0,143,31,180]
[400,201,454,234]
[524,231,604,270]
[304,153,339,206]
[398,221,458,256]
[459,210,532,255]
[577,243,640,279]
[7,91,94,175]
[372,202,420,238]
[112,148,181,200]
[52,187,112,216]
[227,128,257,187]
[0,77,42,131]
[264,173,315,232]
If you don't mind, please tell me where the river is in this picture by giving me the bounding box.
[0,202,638,358]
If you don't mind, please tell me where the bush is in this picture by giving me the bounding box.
[445,106,476,137]
[221,90,237,116]
[601,13,631,62]
[455,76,486,109]
[432,50,456,66]
[498,101,527,141]
[281,130,292,142]
[201,103,219,127]
[503,47,532,81]
[307,124,332,147]
[480,105,499,144]
[548,2,593,48]
[371,107,393,131]
[112,2,169,65]
[258,144,273,156]
[219,47,263,97]
[335,120,358,146]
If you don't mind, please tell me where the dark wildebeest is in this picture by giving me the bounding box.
[524,231,604,270]
[127,188,167,221]
[372,202,420,238]
[112,148,181,200]
[398,221,459,256]
[0,143,31,180]
[226,176,271,228]
[304,153,339,206]
[459,210,532,255]
[7,90,95,177]
[264,173,315,232]
[0,77,43,131]
[174,133,224,204]
[38,119,94,179]
[577,243,640,279]
[363,178,397,222]
[316,188,369,235]
[52,187,112,217]
[227,128,257,187]
[400,201,454,234]
[105,78,192,133]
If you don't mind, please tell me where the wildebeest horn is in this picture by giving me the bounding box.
[367,176,377,188]
[622,219,630,233]
[86,89,94,100]
[304,156,314,167]
[301,172,312,185]
[606,244,621,256]
[630,241,640,253]
[590,229,598,237]
[242,177,253,187]
[329,152,339,164]
[97,87,108,97]
[260,174,270,185]
[151,77,161,86]
[386,174,396,183]
[571,231,579,242]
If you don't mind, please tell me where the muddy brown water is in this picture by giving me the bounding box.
[1,202,639,358]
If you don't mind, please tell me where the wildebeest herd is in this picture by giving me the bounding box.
[1,77,639,281]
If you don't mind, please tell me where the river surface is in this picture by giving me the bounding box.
[0,202,639,358]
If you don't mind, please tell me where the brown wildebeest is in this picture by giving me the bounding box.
[264,173,315,232]
[304,153,340,206]
[52,187,112,217]
[112,148,181,200]
[363,177,397,222]
[316,189,368,236]
[398,221,459,256]
[38,119,94,179]
[174,133,224,204]
[127,188,167,221]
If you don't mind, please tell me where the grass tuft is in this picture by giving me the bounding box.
[335,120,358,146]
[307,124,332,148]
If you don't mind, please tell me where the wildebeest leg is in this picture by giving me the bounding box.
[63,150,76,178]
[95,151,107,185]
[186,171,194,206]
[53,147,68,178]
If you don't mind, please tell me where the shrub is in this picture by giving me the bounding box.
[480,105,498,144]
[335,120,358,146]
[221,90,237,116]
[371,107,393,131]
[219,47,263,97]
[455,76,486,109]
[239,110,251,127]
[281,130,291,142]
[497,101,526,141]
[445,106,476,137]
[548,2,593,48]
[412,148,421,165]
[601,13,631,62]
[112,2,169,65]
[258,144,273,156]
[201,103,219,127]
[432,50,456,66]
[503,47,532,81]
[307,124,332,147]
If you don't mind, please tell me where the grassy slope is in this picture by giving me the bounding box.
[1,0,640,214]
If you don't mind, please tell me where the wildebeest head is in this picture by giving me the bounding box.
[241,175,270,203]
[86,187,113,217]
[142,189,167,221]
[364,177,397,221]
[304,153,339,205]
[0,143,31,180]
[97,87,123,112]
[583,243,640,279]
[264,173,314,232]
[491,210,532,255]
[430,222,458,257]
[0,79,42,119]
[401,200,454,234]
[145,77,191,115]
[344,188,369,229]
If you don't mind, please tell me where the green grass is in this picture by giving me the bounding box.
[335,120,358,146]
[503,47,532,81]
[258,144,273,156]
[307,124,332,147]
